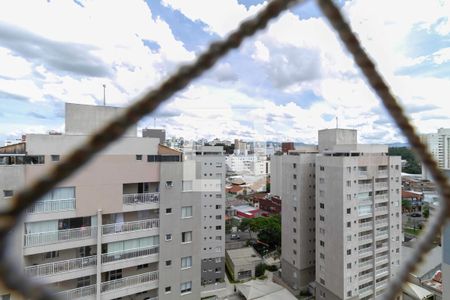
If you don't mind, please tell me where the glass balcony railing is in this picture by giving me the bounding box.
[100,271,159,293]
[101,246,159,264]
[24,255,96,278]
[102,219,159,235]
[24,227,96,247]
[26,199,76,214]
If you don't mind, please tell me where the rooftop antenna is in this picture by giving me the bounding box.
[102,84,106,106]
[336,116,339,129]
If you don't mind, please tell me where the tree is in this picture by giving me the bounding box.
[423,205,430,219]
[388,147,421,174]
[255,263,266,277]
[241,215,281,249]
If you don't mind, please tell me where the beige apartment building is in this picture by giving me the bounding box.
[0,103,225,300]
[272,129,402,300]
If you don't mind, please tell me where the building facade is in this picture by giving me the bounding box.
[315,129,402,300]
[271,147,318,291]
[0,103,225,300]
[420,128,450,180]
[225,154,269,176]
[272,129,402,299]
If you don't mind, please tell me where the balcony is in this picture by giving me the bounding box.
[375,206,388,214]
[102,246,159,264]
[102,219,159,235]
[359,171,368,177]
[55,284,96,300]
[375,255,389,265]
[358,183,372,192]
[358,234,373,242]
[377,170,388,177]
[24,255,96,279]
[359,285,373,296]
[122,193,159,211]
[24,227,96,248]
[100,271,159,299]
[359,222,372,230]
[358,248,373,256]
[26,199,76,214]
[375,182,388,190]
[358,260,373,269]
[376,267,389,277]
[359,272,373,281]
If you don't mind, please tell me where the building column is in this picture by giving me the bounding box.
[96,209,102,300]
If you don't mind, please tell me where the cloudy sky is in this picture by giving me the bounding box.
[0,0,449,145]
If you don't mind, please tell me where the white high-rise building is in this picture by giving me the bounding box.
[316,129,402,300]
[0,103,225,300]
[272,129,402,300]
[420,128,450,180]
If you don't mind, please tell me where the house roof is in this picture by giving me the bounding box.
[402,245,442,279]
[237,280,297,300]
[227,185,244,193]
[227,247,262,266]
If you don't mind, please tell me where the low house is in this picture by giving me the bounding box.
[226,247,262,281]
[232,204,259,219]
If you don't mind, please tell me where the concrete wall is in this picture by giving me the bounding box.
[65,103,137,137]
[318,129,357,152]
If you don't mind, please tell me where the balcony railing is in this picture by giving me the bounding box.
[123,193,160,206]
[359,272,373,281]
[375,182,388,190]
[101,271,158,293]
[359,260,373,268]
[358,183,372,191]
[359,171,368,177]
[376,267,389,276]
[26,199,76,214]
[359,285,373,295]
[24,227,96,247]
[102,219,159,235]
[55,284,96,300]
[375,206,388,213]
[102,246,159,264]
[375,255,389,263]
[358,248,372,256]
[358,234,373,242]
[24,255,97,278]
[377,170,388,177]
[359,222,372,229]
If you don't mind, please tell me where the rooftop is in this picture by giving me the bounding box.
[227,247,262,266]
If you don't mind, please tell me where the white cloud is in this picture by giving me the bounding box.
[161,0,265,36]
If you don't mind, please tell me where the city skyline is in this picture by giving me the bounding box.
[1,0,450,146]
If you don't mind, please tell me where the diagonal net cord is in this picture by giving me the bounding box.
[0,0,305,299]
[317,0,450,299]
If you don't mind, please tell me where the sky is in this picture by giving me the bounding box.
[0,0,450,145]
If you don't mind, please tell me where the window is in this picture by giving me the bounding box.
[136,155,142,160]
[319,190,324,197]
[166,181,174,187]
[320,166,325,171]
[180,281,192,294]
[293,217,297,222]
[215,215,222,220]
[320,203,324,209]
[165,260,172,266]
[293,228,297,233]
[347,222,351,228]
[320,240,325,247]
[320,253,325,259]
[165,286,171,293]
[347,249,351,255]
[216,204,222,209]
[347,235,351,241]
[182,231,192,243]
[293,184,297,190]
[320,278,325,285]
[181,206,192,218]
[181,256,192,269]
[293,239,297,244]
[3,190,13,197]
[51,155,60,161]
[347,291,352,297]
[319,215,325,221]
[44,251,59,259]
[165,234,172,241]
[293,174,297,179]
[165,208,172,214]
[347,208,351,214]
[216,225,222,230]
[346,194,351,200]
[347,263,352,269]
[137,263,148,269]
[293,163,296,168]
[346,180,351,187]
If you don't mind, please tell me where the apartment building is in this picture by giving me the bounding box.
[271,146,318,291]
[0,103,225,300]
[272,129,402,299]
[420,128,450,180]
[316,129,402,300]
[182,145,226,292]
[225,154,269,176]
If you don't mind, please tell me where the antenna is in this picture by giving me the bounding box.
[102,84,106,106]
[336,116,338,129]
